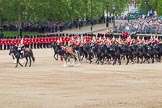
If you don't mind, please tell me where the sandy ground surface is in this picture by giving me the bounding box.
[0,48,162,108]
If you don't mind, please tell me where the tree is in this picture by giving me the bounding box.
[0,0,131,24]
[157,0,162,16]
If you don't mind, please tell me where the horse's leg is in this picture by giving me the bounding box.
[16,58,23,67]
[25,57,28,67]
[18,60,23,67]
[80,53,84,61]
[70,58,75,66]
[88,54,93,64]
[113,57,117,65]
[96,55,100,64]
[146,56,150,64]
[29,57,32,67]
[97,57,100,64]
[75,52,80,66]
[12,54,15,60]
[100,57,104,65]
[130,55,134,64]
[15,58,19,68]
[54,53,58,60]
[143,57,146,63]
[156,54,160,62]
[13,57,17,64]
[107,57,111,64]
[77,51,81,61]
[140,56,143,64]
[53,53,56,59]
[137,56,139,63]
[30,52,35,62]
[76,56,80,66]
[126,55,129,65]
[56,54,59,60]
[63,58,67,67]
[89,58,93,64]
[158,54,161,62]
[118,56,121,65]
[152,55,154,63]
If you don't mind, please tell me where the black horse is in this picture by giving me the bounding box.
[110,44,122,65]
[9,46,35,67]
[120,44,134,65]
[51,43,62,60]
[154,43,162,62]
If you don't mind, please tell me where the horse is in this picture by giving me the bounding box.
[58,46,80,67]
[154,43,162,62]
[120,44,134,65]
[51,43,62,60]
[136,45,144,64]
[9,46,35,67]
[110,44,122,65]
[80,43,92,62]
[94,44,106,65]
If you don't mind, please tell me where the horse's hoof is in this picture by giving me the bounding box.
[63,65,67,68]
[69,64,74,67]
[67,62,70,66]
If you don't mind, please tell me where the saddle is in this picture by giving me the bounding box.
[24,48,30,52]
[65,47,76,55]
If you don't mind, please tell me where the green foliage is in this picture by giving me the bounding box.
[0,0,131,24]
[157,0,162,16]
[137,0,161,16]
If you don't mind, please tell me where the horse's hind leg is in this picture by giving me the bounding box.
[56,54,59,60]
[12,54,15,60]
[100,57,104,65]
[70,59,75,66]
[18,61,23,67]
[130,56,134,64]
[152,56,154,63]
[29,57,32,67]
[25,57,28,67]
[76,57,80,66]
[54,54,58,60]
[15,58,19,68]
[140,57,143,64]
[63,59,67,68]
[16,58,23,67]
[126,55,129,65]
[113,57,117,65]
[118,57,121,65]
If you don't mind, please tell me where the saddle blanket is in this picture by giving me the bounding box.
[65,47,73,54]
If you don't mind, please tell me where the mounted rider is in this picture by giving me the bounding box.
[17,38,25,58]
[17,43,24,58]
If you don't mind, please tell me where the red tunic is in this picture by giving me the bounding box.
[127,41,131,46]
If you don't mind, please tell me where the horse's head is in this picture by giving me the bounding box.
[9,46,17,55]
[109,45,115,52]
